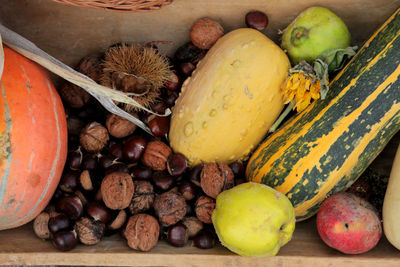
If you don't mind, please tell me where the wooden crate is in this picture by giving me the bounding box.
[1,0,400,265]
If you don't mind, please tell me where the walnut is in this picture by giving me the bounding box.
[79,122,109,152]
[76,53,104,83]
[200,162,234,199]
[101,172,134,210]
[59,82,91,109]
[142,140,172,171]
[182,216,203,238]
[125,214,160,251]
[129,180,155,214]
[75,217,105,245]
[33,212,50,239]
[106,113,138,138]
[154,191,186,226]
[190,18,224,49]
[195,196,215,224]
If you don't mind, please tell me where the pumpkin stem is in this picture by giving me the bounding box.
[269,102,294,133]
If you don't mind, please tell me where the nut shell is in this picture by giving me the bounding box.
[101,172,134,210]
[190,18,224,49]
[75,217,105,245]
[129,180,155,214]
[125,214,160,251]
[200,162,234,199]
[80,122,109,153]
[154,191,187,226]
[182,216,203,238]
[106,113,137,138]
[59,83,91,109]
[142,141,172,171]
[195,196,215,224]
[33,212,50,239]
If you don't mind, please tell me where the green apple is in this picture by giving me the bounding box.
[281,6,351,65]
[212,182,295,257]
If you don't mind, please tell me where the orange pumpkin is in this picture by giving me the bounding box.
[0,46,68,230]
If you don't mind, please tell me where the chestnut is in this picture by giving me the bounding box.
[148,115,170,137]
[229,160,245,179]
[167,153,188,177]
[164,70,180,91]
[82,153,99,170]
[104,162,130,175]
[152,171,175,191]
[52,230,78,251]
[59,170,80,193]
[48,213,73,234]
[165,91,178,108]
[178,181,197,201]
[56,195,84,221]
[245,10,269,31]
[87,201,112,223]
[131,166,153,180]
[188,164,203,187]
[192,229,215,249]
[99,154,117,170]
[109,142,124,159]
[179,62,195,77]
[167,223,189,247]
[68,148,83,170]
[122,136,147,163]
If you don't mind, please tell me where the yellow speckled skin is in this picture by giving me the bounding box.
[169,28,290,166]
[212,182,295,257]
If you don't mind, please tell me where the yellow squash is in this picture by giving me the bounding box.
[169,28,290,166]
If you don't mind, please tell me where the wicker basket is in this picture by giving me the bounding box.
[52,0,173,12]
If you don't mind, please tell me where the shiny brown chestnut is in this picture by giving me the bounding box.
[87,201,112,223]
[245,10,269,31]
[59,170,80,193]
[152,172,175,191]
[52,230,78,251]
[192,229,215,249]
[167,223,189,247]
[122,136,147,163]
[131,166,153,180]
[167,153,188,177]
[178,181,197,201]
[56,195,84,221]
[148,115,170,137]
[48,213,73,234]
[180,62,195,77]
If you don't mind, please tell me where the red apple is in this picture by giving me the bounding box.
[316,192,381,254]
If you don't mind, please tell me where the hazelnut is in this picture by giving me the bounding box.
[200,162,234,199]
[195,196,215,224]
[80,122,109,153]
[33,212,51,239]
[125,214,160,252]
[101,172,134,210]
[182,217,203,238]
[106,113,137,138]
[129,180,155,214]
[59,82,91,109]
[142,141,172,171]
[190,18,224,49]
[154,191,187,226]
[108,209,127,231]
[79,170,94,191]
[75,217,105,245]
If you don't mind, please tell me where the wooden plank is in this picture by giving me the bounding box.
[0,218,399,266]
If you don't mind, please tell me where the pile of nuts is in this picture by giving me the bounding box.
[33,12,268,252]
